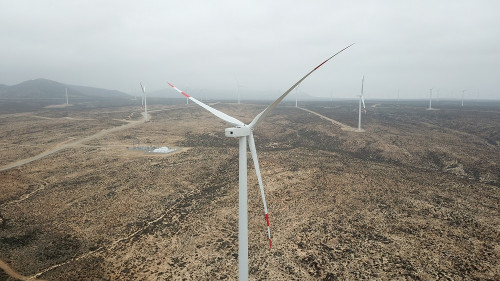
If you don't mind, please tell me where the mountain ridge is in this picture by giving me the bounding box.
[0,78,131,100]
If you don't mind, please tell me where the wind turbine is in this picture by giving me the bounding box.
[357,76,366,131]
[461,90,466,107]
[65,88,69,105]
[140,82,148,121]
[295,83,300,108]
[235,78,242,104]
[428,88,433,110]
[141,87,145,108]
[168,43,354,281]
[185,87,190,104]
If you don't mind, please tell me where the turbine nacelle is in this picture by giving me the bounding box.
[225,126,252,138]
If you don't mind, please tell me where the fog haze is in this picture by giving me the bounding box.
[1,0,499,100]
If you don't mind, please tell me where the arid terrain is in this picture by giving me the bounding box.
[1,100,499,280]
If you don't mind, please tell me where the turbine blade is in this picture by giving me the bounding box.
[140,82,145,107]
[248,132,272,248]
[168,83,244,126]
[361,76,364,96]
[249,43,355,129]
[361,95,366,110]
[140,82,146,94]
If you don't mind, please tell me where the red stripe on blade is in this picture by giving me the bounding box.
[181,92,190,98]
[314,58,329,70]
[168,83,174,87]
[269,239,272,249]
[265,213,270,226]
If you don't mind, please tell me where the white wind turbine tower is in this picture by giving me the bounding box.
[295,83,300,108]
[428,88,433,110]
[357,76,366,131]
[65,88,69,105]
[141,87,145,108]
[140,82,148,121]
[168,44,354,281]
[235,78,242,104]
[185,87,190,104]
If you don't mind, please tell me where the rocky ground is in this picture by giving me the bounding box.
[0,101,499,280]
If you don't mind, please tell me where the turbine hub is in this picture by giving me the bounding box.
[225,126,251,138]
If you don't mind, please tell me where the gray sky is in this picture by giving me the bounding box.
[1,0,499,100]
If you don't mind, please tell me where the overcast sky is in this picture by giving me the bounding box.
[1,0,499,100]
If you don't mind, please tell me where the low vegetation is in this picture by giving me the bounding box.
[0,101,498,280]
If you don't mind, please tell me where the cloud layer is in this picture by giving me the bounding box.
[1,0,499,100]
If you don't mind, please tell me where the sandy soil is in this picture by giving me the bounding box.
[0,101,499,280]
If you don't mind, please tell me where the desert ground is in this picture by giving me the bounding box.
[0,100,499,280]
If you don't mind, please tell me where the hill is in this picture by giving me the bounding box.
[66,84,130,99]
[0,79,134,114]
[0,79,130,100]
[0,79,82,100]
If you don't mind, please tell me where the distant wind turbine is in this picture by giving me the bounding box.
[357,76,366,131]
[235,78,242,104]
[428,88,433,110]
[462,90,466,107]
[295,83,300,108]
[65,88,69,105]
[168,43,354,281]
[141,87,145,107]
[140,82,148,121]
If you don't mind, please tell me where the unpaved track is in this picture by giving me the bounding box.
[0,113,147,280]
[296,107,360,131]
[0,260,46,281]
[0,119,143,172]
[27,160,219,279]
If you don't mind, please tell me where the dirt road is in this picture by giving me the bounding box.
[0,259,46,281]
[296,107,360,131]
[0,116,146,280]
[0,119,144,172]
